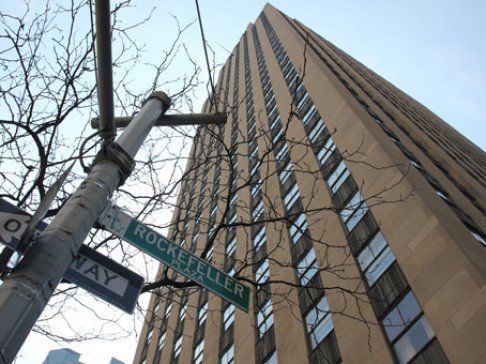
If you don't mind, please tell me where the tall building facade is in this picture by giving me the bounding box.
[133,4,486,364]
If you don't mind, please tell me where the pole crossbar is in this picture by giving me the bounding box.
[90,112,228,129]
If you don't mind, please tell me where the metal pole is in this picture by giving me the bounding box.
[0,93,170,364]
[90,112,228,129]
[95,0,116,140]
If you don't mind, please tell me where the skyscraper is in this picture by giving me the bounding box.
[42,348,82,364]
[133,4,485,364]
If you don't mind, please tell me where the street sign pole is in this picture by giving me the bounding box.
[0,92,171,364]
[0,198,144,314]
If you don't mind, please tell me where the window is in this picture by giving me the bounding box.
[267,100,277,119]
[146,325,154,343]
[210,204,219,218]
[275,142,289,162]
[297,248,319,285]
[394,316,435,364]
[206,245,214,261]
[194,340,204,364]
[327,161,350,193]
[153,296,161,315]
[157,331,166,349]
[471,229,486,247]
[279,161,293,184]
[306,296,334,349]
[270,115,281,131]
[297,92,309,110]
[284,184,300,210]
[308,118,326,142]
[302,105,317,125]
[257,299,274,337]
[289,213,308,244]
[357,232,396,286]
[272,128,285,144]
[295,80,305,96]
[265,95,276,109]
[208,225,215,240]
[223,305,235,331]
[262,81,272,97]
[174,335,183,358]
[254,227,267,251]
[198,301,208,325]
[383,291,435,364]
[263,351,277,364]
[226,236,237,257]
[229,194,237,208]
[221,344,234,364]
[248,115,256,128]
[256,258,270,284]
[248,122,256,136]
[250,160,261,177]
[284,64,295,80]
[339,191,369,231]
[434,185,450,202]
[410,158,422,170]
[179,302,187,321]
[228,211,237,225]
[251,180,263,198]
[252,200,265,221]
[317,138,336,165]
[165,302,173,319]
[249,145,259,161]
[288,74,299,91]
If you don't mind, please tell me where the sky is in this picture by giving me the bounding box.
[9,0,486,363]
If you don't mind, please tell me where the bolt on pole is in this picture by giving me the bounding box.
[0,93,170,364]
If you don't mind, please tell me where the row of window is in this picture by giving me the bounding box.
[247,30,278,363]
[257,20,340,362]
[217,41,243,364]
[263,16,448,363]
[313,103,444,363]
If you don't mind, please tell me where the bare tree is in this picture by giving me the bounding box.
[2,3,477,364]
[0,0,201,345]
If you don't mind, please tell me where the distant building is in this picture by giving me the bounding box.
[134,3,485,364]
[42,348,81,364]
[109,358,125,364]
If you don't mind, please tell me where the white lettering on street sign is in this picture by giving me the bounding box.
[70,255,129,296]
[101,206,250,312]
[0,211,34,249]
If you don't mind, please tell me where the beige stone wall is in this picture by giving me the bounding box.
[134,4,485,364]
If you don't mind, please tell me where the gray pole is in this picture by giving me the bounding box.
[0,92,170,364]
[95,0,116,140]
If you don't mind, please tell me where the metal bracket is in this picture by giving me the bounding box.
[145,91,171,113]
[92,141,135,186]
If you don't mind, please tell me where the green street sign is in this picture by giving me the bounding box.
[100,206,250,312]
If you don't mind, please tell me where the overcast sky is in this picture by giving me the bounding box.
[13,0,486,363]
[146,0,485,150]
